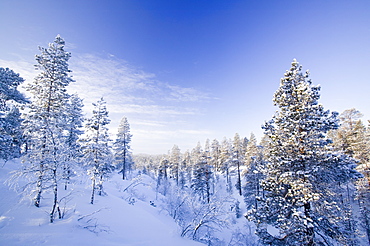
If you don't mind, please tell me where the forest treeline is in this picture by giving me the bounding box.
[1,36,369,245]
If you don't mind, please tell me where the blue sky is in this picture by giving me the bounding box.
[1,0,370,154]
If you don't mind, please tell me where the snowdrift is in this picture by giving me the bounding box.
[0,159,203,246]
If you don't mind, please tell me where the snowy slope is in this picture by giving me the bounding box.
[0,159,203,246]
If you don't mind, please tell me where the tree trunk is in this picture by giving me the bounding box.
[98,174,103,196]
[50,168,61,223]
[34,163,44,207]
[122,149,126,180]
[226,165,230,192]
[91,177,96,204]
[206,168,210,203]
[64,168,70,190]
[237,160,242,196]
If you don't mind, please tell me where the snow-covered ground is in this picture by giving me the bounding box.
[0,159,203,246]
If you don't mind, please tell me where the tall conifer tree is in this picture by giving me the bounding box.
[232,133,244,196]
[252,59,360,245]
[80,98,113,204]
[113,116,132,180]
[23,36,73,222]
[169,144,181,185]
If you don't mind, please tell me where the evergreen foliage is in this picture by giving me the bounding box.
[80,98,114,204]
[113,116,133,180]
[232,133,244,196]
[191,151,213,203]
[62,94,84,190]
[252,59,360,245]
[330,108,370,244]
[220,138,233,194]
[22,35,74,223]
[156,156,170,196]
[0,67,28,161]
[244,134,264,218]
[169,144,181,185]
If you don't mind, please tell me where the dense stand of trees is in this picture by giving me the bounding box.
[0,67,28,161]
[2,36,370,245]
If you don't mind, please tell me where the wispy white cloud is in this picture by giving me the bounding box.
[178,129,213,135]
[67,54,210,112]
[71,54,156,92]
[68,54,157,108]
[0,53,214,154]
[109,104,198,116]
[164,84,211,102]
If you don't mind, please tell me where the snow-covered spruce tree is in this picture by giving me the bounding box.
[0,67,28,161]
[22,36,74,223]
[80,98,114,204]
[113,116,132,180]
[63,94,84,190]
[252,59,360,245]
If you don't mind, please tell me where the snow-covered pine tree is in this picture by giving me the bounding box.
[0,67,28,161]
[63,94,84,190]
[22,35,74,223]
[359,120,370,244]
[253,59,360,245]
[191,150,213,203]
[220,137,233,194]
[331,109,368,161]
[232,133,244,196]
[244,133,258,171]
[180,150,192,188]
[113,116,132,180]
[330,108,370,244]
[1,106,24,161]
[80,98,114,204]
[169,144,181,185]
[156,156,170,197]
[191,142,203,166]
[210,139,221,171]
[242,136,249,154]
[243,133,264,215]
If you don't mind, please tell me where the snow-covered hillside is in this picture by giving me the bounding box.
[0,159,203,246]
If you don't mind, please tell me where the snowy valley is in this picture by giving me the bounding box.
[0,159,253,246]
